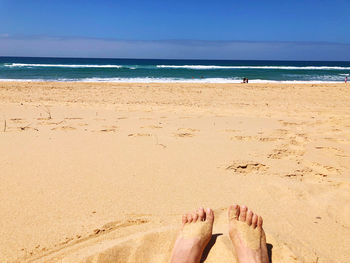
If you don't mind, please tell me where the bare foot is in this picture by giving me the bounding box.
[170,207,214,263]
[228,204,269,263]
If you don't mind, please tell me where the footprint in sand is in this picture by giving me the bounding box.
[178,128,199,132]
[16,125,39,132]
[4,122,37,132]
[51,126,76,131]
[64,117,83,120]
[284,167,312,178]
[274,129,290,136]
[315,146,344,155]
[100,128,116,132]
[10,118,25,124]
[268,144,304,160]
[226,161,268,174]
[257,137,279,142]
[280,121,306,127]
[230,134,279,142]
[285,163,339,179]
[78,123,88,126]
[128,133,151,137]
[99,125,118,132]
[308,162,340,177]
[231,136,254,141]
[175,128,199,138]
[323,137,348,143]
[141,125,163,129]
[39,120,65,126]
[176,133,194,138]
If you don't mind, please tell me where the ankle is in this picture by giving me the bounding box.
[170,238,204,263]
[235,246,262,263]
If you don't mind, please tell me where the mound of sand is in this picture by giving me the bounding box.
[32,212,298,263]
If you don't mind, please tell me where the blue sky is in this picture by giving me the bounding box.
[0,0,349,60]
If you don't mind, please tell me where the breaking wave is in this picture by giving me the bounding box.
[156,65,350,70]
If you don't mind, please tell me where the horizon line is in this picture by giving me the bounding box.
[1,55,350,63]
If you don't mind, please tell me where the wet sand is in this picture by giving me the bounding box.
[0,81,349,262]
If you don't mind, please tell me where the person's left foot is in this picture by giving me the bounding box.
[228,204,269,263]
[170,207,214,263]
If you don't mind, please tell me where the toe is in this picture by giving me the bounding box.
[246,210,253,225]
[252,214,258,228]
[198,207,205,221]
[258,215,263,228]
[182,214,188,225]
[206,208,214,224]
[239,205,248,222]
[228,204,240,221]
[192,212,198,222]
[187,214,193,223]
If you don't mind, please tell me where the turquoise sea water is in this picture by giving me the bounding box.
[0,57,349,83]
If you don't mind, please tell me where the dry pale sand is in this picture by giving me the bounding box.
[0,81,349,263]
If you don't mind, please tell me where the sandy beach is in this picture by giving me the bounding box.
[0,81,349,262]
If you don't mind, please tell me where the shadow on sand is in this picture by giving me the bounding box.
[200,234,274,263]
[267,243,273,263]
[200,233,223,262]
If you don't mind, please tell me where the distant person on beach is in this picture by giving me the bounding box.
[170,204,269,263]
[346,76,348,83]
[242,78,249,83]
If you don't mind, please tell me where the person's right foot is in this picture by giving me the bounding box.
[228,204,269,263]
[170,207,214,263]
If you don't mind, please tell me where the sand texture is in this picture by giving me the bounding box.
[0,82,350,262]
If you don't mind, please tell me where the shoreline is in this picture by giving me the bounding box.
[0,79,347,84]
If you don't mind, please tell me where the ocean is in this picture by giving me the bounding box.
[0,57,349,83]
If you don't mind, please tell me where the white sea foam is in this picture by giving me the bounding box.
[3,63,350,70]
[79,77,244,83]
[156,65,350,70]
[0,79,39,82]
[4,63,123,68]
